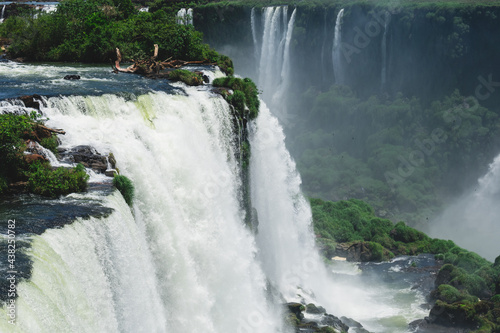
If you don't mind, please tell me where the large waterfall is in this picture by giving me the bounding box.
[0,87,286,332]
[255,6,296,123]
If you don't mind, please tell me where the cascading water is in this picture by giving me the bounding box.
[0,79,285,332]
[332,8,345,85]
[176,8,193,25]
[0,5,5,24]
[431,153,500,262]
[381,12,390,89]
[250,8,260,65]
[255,6,296,124]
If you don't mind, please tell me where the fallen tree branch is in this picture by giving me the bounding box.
[113,45,216,75]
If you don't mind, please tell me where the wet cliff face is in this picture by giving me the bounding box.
[195,3,500,108]
[194,3,500,228]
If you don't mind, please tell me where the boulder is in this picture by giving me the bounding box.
[320,314,349,333]
[334,242,374,262]
[64,75,81,80]
[306,303,326,314]
[59,145,107,173]
[19,94,41,110]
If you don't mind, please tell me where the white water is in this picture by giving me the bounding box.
[332,8,345,85]
[0,4,5,23]
[176,8,193,25]
[431,153,500,261]
[250,104,429,332]
[381,12,390,89]
[256,6,296,124]
[1,88,285,332]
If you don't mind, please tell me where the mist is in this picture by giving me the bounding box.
[430,154,500,262]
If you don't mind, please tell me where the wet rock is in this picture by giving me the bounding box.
[19,94,41,110]
[64,75,81,80]
[320,314,349,332]
[306,303,326,314]
[334,242,373,262]
[287,302,305,321]
[59,145,107,173]
[340,316,370,332]
[105,169,118,177]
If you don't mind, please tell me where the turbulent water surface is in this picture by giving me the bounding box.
[0,61,434,332]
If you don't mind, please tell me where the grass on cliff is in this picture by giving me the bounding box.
[213,76,260,120]
[0,112,88,197]
[311,196,500,331]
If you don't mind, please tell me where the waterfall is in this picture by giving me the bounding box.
[251,8,260,65]
[0,5,5,23]
[332,8,345,85]
[176,8,192,25]
[0,89,285,332]
[187,8,193,25]
[431,153,500,261]
[256,6,296,124]
[381,12,390,89]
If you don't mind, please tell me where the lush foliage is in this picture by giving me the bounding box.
[310,197,457,260]
[168,69,203,86]
[113,174,134,206]
[292,87,499,227]
[27,162,89,197]
[311,196,500,331]
[0,112,37,187]
[0,113,88,197]
[0,0,226,64]
[213,76,260,119]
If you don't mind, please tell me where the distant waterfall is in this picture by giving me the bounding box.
[255,6,296,124]
[431,154,500,261]
[381,12,390,89]
[0,5,5,23]
[332,8,345,85]
[251,7,260,65]
[176,8,193,25]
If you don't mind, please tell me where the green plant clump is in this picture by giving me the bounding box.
[113,175,134,206]
[27,162,89,197]
[213,77,260,119]
[168,69,203,86]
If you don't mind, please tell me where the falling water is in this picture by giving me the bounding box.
[431,153,500,261]
[256,6,296,124]
[187,8,193,25]
[381,12,391,89]
[0,86,285,332]
[176,8,193,25]
[0,5,6,23]
[251,7,260,65]
[332,8,345,85]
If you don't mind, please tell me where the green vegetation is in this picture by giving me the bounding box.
[293,87,499,227]
[213,76,260,120]
[310,197,457,260]
[0,113,89,197]
[113,174,134,206]
[168,69,203,86]
[0,0,228,65]
[311,196,500,331]
[27,162,89,196]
